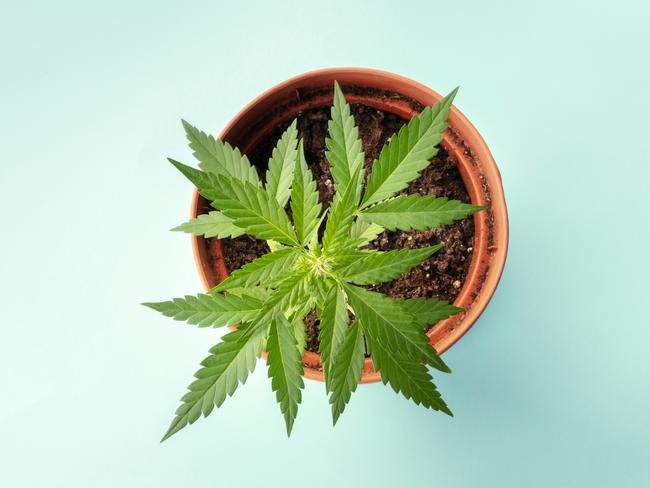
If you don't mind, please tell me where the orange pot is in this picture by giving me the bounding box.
[190,68,508,383]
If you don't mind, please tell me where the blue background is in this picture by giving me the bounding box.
[1,1,649,486]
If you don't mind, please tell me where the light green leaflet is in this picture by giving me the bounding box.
[362,88,458,208]
[291,140,322,244]
[326,81,365,203]
[267,314,305,434]
[172,211,243,239]
[266,120,299,207]
[182,119,260,186]
[329,320,365,424]
[360,194,483,231]
[318,285,349,392]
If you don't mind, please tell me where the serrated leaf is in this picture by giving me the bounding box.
[182,119,260,185]
[169,157,216,191]
[240,268,312,341]
[396,301,453,374]
[361,88,458,208]
[329,320,365,425]
[329,249,372,269]
[161,324,266,441]
[291,140,322,244]
[170,160,298,246]
[360,194,483,231]
[318,285,349,392]
[266,120,299,206]
[322,167,361,254]
[213,249,300,292]
[172,211,244,239]
[309,273,332,311]
[212,177,299,246]
[143,293,262,328]
[290,315,308,353]
[336,245,442,285]
[348,220,384,248]
[366,333,451,415]
[220,287,272,302]
[267,314,305,435]
[343,284,445,372]
[400,297,463,327]
[326,81,365,203]
[308,210,328,252]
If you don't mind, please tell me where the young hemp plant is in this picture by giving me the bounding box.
[144,82,484,440]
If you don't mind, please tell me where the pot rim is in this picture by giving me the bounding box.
[190,67,509,384]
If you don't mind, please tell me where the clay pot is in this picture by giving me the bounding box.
[190,68,508,383]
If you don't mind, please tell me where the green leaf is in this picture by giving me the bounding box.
[182,119,260,185]
[220,287,272,302]
[290,315,308,353]
[366,333,451,415]
[336,245,442,285]
[240,268,312,341]
[322,167,361,254]
[318,285,349,392]
[348,220,384,248]
[266,120,299,206]
[169,157,216,192]
[326,81,365,202]
[401,297,463,327]
[161,324,266,441]
[267,314,305,435]
[212,176,299,245]
[213,249,300,292]
[343,284,445,372]
[329,320,365,425]
[308,211,328,252]
[169,159,297,245]
[360,194,483,231]
[172,211,244,239]
[143,293,262,328]
[290,140,322,244]
[309,273,332,311]
[361,88,458,208]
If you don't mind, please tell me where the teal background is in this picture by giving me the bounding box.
[1,0,649,486]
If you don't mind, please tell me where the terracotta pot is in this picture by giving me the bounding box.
[190,67,508,383]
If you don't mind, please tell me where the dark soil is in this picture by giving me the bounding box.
[221,235,269,272]
[219,103,475,352]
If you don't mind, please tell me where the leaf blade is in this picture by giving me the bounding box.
[336,245,442,285]
[401,297,464,328]
[362,88,458,208]
[172,211,244,239]
[366,333,451,415]
[143,293,262,328]
[343,284,445,372]
[322,166,361,254]
[326,81,365,202]
[182,119,260,185]
[170,159,299,246]
[212,177,299,245]
[213,249,300,292]
[360,194,483,231]
[348,220,384,248]
[160,324,266,441]
[318,284,349,392]
[329,320,365,424]
[290,140,322,244]
[267,314,305,435]
[266,120,299,206]
[240,268,313,341]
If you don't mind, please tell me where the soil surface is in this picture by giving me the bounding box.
[218,103,475,352]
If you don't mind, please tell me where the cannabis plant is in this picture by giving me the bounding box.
[144,82,483,440]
